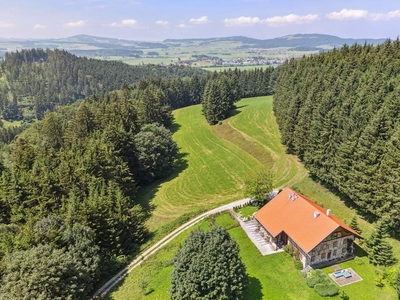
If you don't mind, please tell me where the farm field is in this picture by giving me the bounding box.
[203,65,270,72]
[107,96,400,299]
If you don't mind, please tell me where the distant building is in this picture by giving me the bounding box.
[254,188,362,268]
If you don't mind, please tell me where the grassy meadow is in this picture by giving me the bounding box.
[138,96,306,232]
[107,96,400,299]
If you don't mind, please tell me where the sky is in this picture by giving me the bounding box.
[0,0,400,41]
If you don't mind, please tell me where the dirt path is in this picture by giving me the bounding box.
[91,197,251,299]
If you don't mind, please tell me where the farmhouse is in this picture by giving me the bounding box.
[254,188,362,268]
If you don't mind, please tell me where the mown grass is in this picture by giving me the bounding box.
[236,205,259,218]
[108,96,400,299]
[139,102,263,231]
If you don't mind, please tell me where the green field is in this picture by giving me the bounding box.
[203,65,271,72]
[138,96,306,232]
[107,96,399,299]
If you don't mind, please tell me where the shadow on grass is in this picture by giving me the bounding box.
[354,243,368,258]
[244,276,264,300]
[137,152,189,218]
[228,104,247,118]
[169,119,181,134]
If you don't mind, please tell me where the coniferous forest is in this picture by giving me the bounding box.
[273,39,400,237]
[0,48,206,121]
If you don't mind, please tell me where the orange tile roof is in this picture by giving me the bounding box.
[254,187,362,253]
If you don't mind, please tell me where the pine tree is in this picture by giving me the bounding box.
[366,221,397,266]
[349,215,362,235]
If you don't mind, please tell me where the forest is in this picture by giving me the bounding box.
[273,39,400,237]
[0,48,206,121]
[0,49,275,299]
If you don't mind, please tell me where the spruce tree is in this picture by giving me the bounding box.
[366,221,397,266]
[349,215,362,234]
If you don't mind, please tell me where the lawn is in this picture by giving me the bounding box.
[236,205,259,219]
[107,95,400,299]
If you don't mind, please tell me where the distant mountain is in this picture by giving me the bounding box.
[165,34,387,49]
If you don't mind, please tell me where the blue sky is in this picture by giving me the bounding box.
[0,0,400,40]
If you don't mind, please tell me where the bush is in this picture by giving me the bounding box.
[306,269,338,296]
[294,259,303,270]
[314,282,339,297]
[354,256,364,265]
[307,276,317,288]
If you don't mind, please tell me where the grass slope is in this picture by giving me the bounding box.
[140,96,304,232]
[108,96,399,299]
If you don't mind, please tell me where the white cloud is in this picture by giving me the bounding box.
[371,10,400,21]
[121,19,137,26]
[326,9,368,20]
[155,20,169,26]
[109,19,138,28]
[263,14,319,26]
[177,23,188,28]
[0,22,14,29]
[64,20,88,28]
[189,16,209,24]
[223,16,261,27]
[34,24,46,29]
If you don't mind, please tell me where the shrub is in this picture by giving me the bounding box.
[294,259,303,270]
[307,276,317,288]
[314,282,339,297]
[354,257,364,265]
[375,274,385,287]
[306,269,338,296]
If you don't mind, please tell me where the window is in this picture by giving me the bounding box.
[333,249,337,257]
[321,253,326,260]
[311,256,315,263]
[333,241,338,248]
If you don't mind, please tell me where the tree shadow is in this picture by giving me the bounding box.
[136,152,189,218]
[243,276,264,300]
[354,243,368,258]
[169,120,181,134]
[228,105,247,118]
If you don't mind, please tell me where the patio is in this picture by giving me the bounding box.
[328,267,363,287]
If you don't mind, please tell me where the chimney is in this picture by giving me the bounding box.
[313,211,320,218]
[326,209,331,217]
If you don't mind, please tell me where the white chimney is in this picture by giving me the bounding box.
[313,211,320,218]
[326,209,331,217]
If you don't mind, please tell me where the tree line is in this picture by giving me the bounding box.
[273,39,400,237]
[0,90,178,299]
[131,67,276,124]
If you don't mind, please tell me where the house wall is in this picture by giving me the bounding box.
[286,236,310,268]
[256,220,278,249]
[308,234,355,266]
